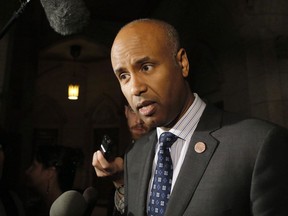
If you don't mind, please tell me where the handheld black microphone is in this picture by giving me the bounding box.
[83,186,98,206]
[49,190,88,216]
[40,0,90,36]
[83,186,98,215]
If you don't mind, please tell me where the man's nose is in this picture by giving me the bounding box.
[130,75,147,96]
[135,117,144,125]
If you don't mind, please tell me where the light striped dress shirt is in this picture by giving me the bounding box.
[148,93,206,201]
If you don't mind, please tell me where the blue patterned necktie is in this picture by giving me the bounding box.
[147,132,177,216]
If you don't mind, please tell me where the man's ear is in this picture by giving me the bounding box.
[124,105,129,118]
[176,48,189,78]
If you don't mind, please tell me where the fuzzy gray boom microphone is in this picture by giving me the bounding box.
[50,190,88,216]
[40,0,90,35]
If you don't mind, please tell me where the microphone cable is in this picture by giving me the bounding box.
[0,0,31,40]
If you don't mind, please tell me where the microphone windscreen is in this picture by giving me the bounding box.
[83,186,98,206]
[50,190,87,216]
[40,0,90,35]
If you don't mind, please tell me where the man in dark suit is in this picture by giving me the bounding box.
[95,18,288,215]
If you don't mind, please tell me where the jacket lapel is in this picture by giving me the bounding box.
[135,131,158,215]
[165,105,222,215]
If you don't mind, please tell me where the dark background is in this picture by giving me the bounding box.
[0,0,288,213]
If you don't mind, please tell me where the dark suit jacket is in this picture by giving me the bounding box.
[124,105,288,216]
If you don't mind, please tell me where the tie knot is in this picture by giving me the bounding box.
[159,132,177,149]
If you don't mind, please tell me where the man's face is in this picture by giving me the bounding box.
[111,22,190,129]
[25,160,51,193]
[125,105,150,140]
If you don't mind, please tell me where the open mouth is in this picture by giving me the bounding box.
[137,101,156,116]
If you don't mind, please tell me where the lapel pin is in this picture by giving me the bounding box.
[194,142,206,153]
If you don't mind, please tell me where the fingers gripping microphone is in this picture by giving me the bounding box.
[40,0,90,35]
[50,190,88,216]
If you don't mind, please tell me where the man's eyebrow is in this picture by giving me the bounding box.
[114,56,151,75]
[114,67,125,75]
[134,56,150,65]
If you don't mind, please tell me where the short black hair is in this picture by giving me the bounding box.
[34,145,83,192]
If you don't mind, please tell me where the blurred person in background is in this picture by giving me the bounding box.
[25,144,83,216]
[125,104,151,142]
[0,130,26,216]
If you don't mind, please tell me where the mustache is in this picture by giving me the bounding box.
[130,123,147,130]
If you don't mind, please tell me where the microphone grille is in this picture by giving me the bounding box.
[40,0,90,35]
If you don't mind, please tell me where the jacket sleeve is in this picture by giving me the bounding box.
[251,125,288,215]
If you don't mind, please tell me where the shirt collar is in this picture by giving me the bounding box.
[157,93,206,141]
